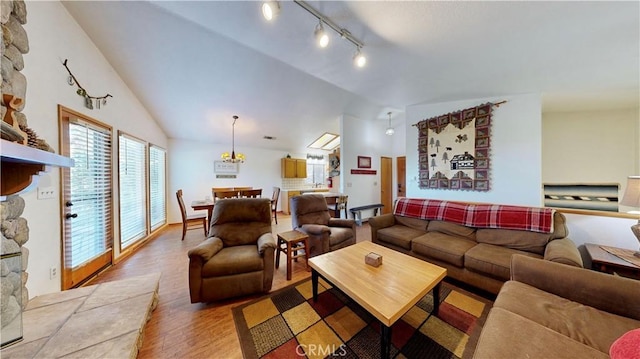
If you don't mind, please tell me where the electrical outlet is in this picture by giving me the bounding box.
[37,186,56,200]
[50,267,57,279]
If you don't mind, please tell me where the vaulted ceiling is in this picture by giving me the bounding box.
[62,1,639,152]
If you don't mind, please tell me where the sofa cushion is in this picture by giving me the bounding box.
[377,225,424,250]
[494,281,640,354]
[476,228,550,255]
[202,245,263,277]
[411,232,476,267]
[464,244,541,280]
[427,220,476,240]
[474,307,610,359]
[395,215,429,231]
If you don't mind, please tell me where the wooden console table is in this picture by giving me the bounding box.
[585,243,640,280]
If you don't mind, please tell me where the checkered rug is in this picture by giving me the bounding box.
[233,278,492,359]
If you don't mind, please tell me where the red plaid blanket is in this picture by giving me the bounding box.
[394,198,555,233]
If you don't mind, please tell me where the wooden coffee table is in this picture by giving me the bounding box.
[309,241,447,359]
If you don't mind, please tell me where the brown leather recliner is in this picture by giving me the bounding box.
[290,194,356,257]
[187,198,276,303]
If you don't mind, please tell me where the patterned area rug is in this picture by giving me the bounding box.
[233,278,493,359]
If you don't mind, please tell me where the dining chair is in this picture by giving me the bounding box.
[234,186,253,191]
[176,189,207,241]
[329,195,348,219]
[240,189,262,198]
[271,187,281,224]
[213,190,239,202]
[211,187,234,199]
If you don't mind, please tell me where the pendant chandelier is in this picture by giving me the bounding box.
[221,115,245,163]
[385,112,395,136]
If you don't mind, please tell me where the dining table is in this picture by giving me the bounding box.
[191,199,215,227]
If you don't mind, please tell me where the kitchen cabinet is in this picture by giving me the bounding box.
[281,158,307,178]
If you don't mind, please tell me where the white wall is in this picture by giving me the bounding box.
[168,139,291,223]
[405,93,543,206]
[20,1,167,297]
[542,108,640,198]
[542,107,640,251]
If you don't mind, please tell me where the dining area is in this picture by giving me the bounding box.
[181,187,281,240]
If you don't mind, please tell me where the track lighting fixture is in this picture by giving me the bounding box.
[353,47,367,68]
[314,20,329,48]
[265,1,367,68]
[385,112,394,136]
[262,1,280,21]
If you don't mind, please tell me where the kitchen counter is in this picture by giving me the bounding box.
[281,188,333,214]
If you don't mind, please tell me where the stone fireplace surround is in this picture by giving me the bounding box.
[1,1,160,357]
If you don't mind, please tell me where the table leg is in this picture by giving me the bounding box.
[381,324,391,359]
[286,243,292,281]
[311,269,319,302]
[275,238,281,269]
[433,282,441,315]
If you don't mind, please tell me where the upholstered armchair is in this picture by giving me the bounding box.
[188,198,276,303]
[290,194,356,257]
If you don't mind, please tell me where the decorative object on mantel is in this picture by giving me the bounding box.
[221,115,245,163]
[619,175,640,257]
[62,59,113,110]
[1,95,27,145]
[414,100,506,191]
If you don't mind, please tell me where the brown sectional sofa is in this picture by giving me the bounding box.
[369,201,583,294]
[474,255,640,358]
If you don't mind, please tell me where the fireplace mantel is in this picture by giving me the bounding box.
[0,139,74,196]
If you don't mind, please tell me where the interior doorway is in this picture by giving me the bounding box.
[380,157,392,214]
[397,156,406,197]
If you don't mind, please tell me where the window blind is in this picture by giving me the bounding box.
[119,134,147,248]
[68,120,113,268]
[149,145,166,231]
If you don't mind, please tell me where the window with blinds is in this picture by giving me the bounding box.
[149,145,166,231]
[67,120,113,268]
[118,133,147,248]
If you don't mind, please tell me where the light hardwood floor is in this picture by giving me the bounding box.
[89,214,370,358]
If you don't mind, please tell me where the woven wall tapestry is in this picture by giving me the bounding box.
[417,102,493,191]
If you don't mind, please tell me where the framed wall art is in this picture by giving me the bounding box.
[357,156,371,169]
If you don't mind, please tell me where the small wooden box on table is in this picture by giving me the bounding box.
[276,230,310,280]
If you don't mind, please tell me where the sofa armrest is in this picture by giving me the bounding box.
[544,237,583,267]
[188,237,223,262]
[257,233,276,255]
[511,254,640,320]
[299,223,331,235]
[329,218,356,229]
[368,213,395,230]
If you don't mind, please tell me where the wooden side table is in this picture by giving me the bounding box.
[276,230,310,280]
[585,243,640,280]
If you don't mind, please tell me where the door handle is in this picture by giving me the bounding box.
[65,213,78,219]
[65,201,73,207]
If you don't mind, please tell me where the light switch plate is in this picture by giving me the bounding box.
[37,186,55,200]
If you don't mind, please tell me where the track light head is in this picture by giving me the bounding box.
[314,21,329,48]
[262,1,280,21]
[353,47,366,68]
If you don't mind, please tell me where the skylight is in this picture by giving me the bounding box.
[308,132,340,150]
